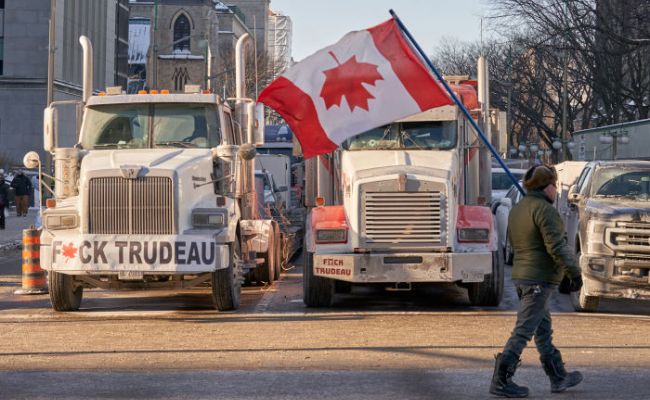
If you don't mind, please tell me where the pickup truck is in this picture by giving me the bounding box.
[566,160,650,311]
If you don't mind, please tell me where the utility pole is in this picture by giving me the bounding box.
[152,0,159,89]
[561,51,569,161]
[46,0,56,106]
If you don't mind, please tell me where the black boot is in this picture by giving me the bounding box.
[540,350,583,393]
[489,352,529,398]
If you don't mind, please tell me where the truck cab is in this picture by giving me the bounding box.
[303,101,503,307]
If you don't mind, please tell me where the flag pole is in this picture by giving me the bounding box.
[389,10,525,196]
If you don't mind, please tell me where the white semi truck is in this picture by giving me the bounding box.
[302,77,504,307]
[28,35,282,311]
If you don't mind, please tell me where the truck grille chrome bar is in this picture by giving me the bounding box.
[88,177,174,234]
[362,191,444,247]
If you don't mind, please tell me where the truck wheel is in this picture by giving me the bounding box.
[570,285,599,312]
[49,271,83,311]
[212,238,242,311]
[273,230,283,281]
[303,251,334,307]
[504,232,514,265]
[467,250,504,307]
[252,229,276,284]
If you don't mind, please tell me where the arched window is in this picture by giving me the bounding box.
[173,14,191,52]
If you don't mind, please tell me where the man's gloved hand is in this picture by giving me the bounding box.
[559,274,583,294]
[559,276,571,294]
[568,275,583,292]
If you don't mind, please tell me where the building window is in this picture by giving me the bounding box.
[172,67,190,91]
[173,14,190,52]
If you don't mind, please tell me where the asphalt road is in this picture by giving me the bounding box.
[1,249,650,399]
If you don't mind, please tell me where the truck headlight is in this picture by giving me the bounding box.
[191,209,227,229]
[457,228,489,243]
[44,214,79,230]
[315,229,348,244]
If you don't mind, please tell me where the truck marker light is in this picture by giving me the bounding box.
[46,198,56,208]
[315,196,325,207]
[150,90,159,94]
[138,90,147,95]
[160,90,170,94]
[98,91,107,96]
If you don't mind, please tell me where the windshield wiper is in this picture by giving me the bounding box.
[155,141,194,148]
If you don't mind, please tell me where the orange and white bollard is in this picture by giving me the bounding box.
[14,227,48,295]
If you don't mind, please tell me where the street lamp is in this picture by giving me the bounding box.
[599,130,629,159]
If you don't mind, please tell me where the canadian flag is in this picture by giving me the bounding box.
[258,18,453,159]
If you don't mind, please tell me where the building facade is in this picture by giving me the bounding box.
[0,0,129,167]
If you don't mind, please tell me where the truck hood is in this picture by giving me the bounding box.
[80,149,211,175]
[343,150,456,181]
[585,198,650,221]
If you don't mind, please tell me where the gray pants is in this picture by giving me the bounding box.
[503,283,559,359]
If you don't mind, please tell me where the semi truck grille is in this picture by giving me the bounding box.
[362,192,444,247]
[88,177,174,234]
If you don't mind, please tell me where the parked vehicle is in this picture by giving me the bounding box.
[565,160,650,311]
[29,35,281,312]
[302,75,505,307]
[494,183,524,265]
[491,167,525,205]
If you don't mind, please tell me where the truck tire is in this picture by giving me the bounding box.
[273,230,283,281]
[212,238,242,311]
[504,232,514,265]
[467,250,504,307]
[252,230,276,284]
[570,285,599,312]
[49,271,83,311]
[570,251,599,312]
[303,251,334,307]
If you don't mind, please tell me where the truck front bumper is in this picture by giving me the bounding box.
[313,252,492,283]
[39,231,230,274]
[582,254,650,300]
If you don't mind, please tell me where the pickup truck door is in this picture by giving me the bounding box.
[567,166,593,251]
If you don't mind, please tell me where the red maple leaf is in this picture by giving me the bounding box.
[62,242,77,259]
[320,52,383,112]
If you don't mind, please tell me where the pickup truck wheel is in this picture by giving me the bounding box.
[569,251,599,312]
[212,238,242,311]
[571,286,599,312]
[467,250,504,307]
[49,271,83,311]
[303,251,334,307]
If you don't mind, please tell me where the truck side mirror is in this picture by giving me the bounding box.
[43,106,58,152]
[568,184,582,204]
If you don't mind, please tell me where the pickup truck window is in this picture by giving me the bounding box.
[342,121,456,150]
[81,103,220,149]
[590,167,650,199]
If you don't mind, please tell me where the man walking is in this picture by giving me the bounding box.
[11,170,32,217]
[490,165,583,398]
[0,172,9,229]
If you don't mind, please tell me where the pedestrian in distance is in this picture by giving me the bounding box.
[490,164,584,398]
[0,173,9,229]
[11,169,32,217]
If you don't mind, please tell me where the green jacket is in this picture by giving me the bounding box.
[508,190,580,284]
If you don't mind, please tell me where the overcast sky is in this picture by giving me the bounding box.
[269,0,488,61]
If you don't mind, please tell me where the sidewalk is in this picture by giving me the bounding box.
[0,208,39,251]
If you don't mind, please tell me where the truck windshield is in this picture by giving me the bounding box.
[80,103,220,149]
[342,121,456,150]
[591,167,650,200]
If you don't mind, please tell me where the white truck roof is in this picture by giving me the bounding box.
[86,93,222,106]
